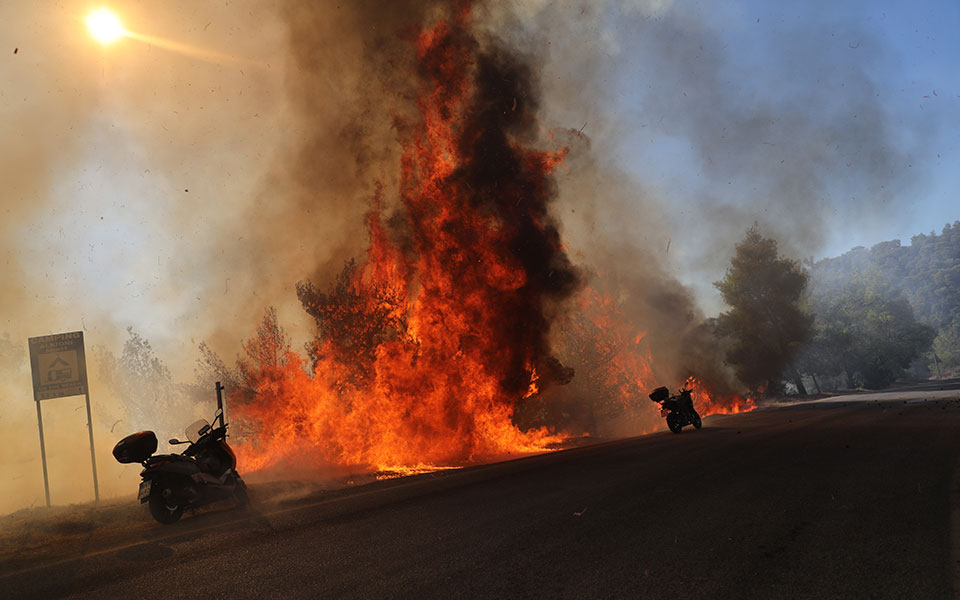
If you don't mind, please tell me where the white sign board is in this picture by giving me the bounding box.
[29,331,88,401]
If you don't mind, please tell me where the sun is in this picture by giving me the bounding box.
[85,8,126,45]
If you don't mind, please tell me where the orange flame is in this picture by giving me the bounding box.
[554,284,755,434]
[685,377,756,416]
[230,3,753,476]
[232,5,569,473]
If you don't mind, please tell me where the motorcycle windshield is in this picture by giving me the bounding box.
[186,419,210,443]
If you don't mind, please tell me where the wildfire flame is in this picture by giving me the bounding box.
[550,282,754,434]
[685,377,756,415]
[230,3,753,476]
[232,5,574,473]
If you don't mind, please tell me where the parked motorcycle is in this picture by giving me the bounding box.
[649,386,703,434]
[112,382,249,524]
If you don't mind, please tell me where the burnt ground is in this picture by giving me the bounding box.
[2,391,960,599]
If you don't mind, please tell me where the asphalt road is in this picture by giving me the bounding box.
[3,392,960,599]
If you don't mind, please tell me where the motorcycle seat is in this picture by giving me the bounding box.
[146,454,196,466]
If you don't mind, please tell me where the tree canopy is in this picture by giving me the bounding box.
[802,277,934,389]
[715,224,812,392]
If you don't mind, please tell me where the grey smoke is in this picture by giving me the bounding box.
[482,2,934,312]
[0,0,942,510]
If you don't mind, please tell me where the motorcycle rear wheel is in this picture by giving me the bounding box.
[692,411,702,430]
[148,485,184,524]
[666,413,683,434]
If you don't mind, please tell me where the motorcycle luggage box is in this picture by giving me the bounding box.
[112,431,158,463]
[648,386,670,403]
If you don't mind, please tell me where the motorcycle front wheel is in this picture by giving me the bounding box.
[666,413,683,434]
[692,411,702,430]
[148,484,184,524]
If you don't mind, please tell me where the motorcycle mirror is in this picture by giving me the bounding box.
[169,438,187,445]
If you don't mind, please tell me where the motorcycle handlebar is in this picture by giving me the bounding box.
[181,426,228,456]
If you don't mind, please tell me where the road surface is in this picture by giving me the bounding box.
[2,390,960,599]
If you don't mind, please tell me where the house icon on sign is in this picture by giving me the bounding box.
[47,357,73,382]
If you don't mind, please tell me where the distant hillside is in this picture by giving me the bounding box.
[806,221,960,381]
[811,222,960,330]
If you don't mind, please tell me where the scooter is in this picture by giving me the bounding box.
[112,382,249,524]
[649,385,703,434]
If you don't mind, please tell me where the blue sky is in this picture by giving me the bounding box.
[606,0,958,260]
[744,0,958,251]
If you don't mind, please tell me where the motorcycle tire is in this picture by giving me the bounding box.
[148,484,184,524]
[666,413,683,434]
[692,411,702,430]
[234,477,251,508]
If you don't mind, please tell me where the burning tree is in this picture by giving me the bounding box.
[296,258,410,391]
[230,5,580,472]
[219,2,752,474]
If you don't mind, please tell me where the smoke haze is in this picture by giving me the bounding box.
[480,1,941,312]
[0,0,948,512]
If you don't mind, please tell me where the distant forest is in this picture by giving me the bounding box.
[800,221,960,390]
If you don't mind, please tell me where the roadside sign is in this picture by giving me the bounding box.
[27,330,98,506]
[29,331,88,401]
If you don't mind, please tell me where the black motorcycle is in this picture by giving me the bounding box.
[112,382,249,524]
[649,386,703,434]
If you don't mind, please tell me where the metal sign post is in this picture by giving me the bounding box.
[84,388,100,502]
[34,399,50,507]
[28,331,99,506]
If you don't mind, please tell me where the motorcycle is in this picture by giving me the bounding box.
[649,386,702,434]
[112,382,249,524]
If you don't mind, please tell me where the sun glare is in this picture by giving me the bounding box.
[85,8,126,45]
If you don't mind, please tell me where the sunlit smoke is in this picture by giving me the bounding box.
[123,31,265,67]
[84,7,261,67]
